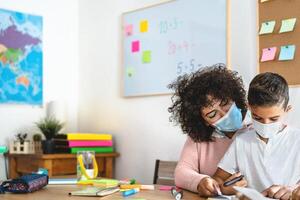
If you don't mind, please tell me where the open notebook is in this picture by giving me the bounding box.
[69,187,120,197]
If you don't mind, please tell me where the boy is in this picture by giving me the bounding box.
[213,72,300,200]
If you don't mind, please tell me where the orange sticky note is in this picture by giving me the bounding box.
[140,20,148,33]
[261,47,277,62]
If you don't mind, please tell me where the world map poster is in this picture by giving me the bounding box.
[0,8,43,105]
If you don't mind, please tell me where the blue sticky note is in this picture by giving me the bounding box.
[279,45,296,61]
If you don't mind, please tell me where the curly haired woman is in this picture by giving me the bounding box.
[168,64,250,197]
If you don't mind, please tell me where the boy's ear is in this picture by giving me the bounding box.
[286,105,292,112]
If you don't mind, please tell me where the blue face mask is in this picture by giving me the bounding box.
[212,102,243,133]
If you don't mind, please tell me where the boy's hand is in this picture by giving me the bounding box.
[292,186,300,200]
[262,185,292,200]
[197,177,220,197]
[220,172,247,195]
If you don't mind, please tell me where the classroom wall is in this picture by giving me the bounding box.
[77,0,259,183]
[0,0,79,179]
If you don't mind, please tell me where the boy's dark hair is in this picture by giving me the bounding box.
[168,63,247,142]
[248,72,289,109]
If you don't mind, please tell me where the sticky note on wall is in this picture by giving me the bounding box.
[261,47,277,62]
[131,40,140,53]
[142,51,151,63]
[259,20,276,35]
[279,18,297,33]
[126,67,135,77]
[125,24,133,36]
[140,20,148,33]
[279,45,296,61]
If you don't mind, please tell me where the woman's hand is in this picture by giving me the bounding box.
[292,186,300,200]
[197,177,220,197]
[262,185,292,200]
[220,172,247,195]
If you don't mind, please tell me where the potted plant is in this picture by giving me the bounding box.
[32,133,43,154]
[9,132,32,154]
[35,117,64,154]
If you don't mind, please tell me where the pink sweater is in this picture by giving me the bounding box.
[174,128,249,193]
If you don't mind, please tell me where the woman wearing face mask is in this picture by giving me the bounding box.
[168,64,250,197]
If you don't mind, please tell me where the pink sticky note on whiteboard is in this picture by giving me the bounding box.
[131,40,140,53]
[261,47,277,62]
[125,24,133,36]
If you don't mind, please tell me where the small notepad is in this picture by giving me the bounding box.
[261,47,277,62]
[279,18,297,33]
[279,45,296,61]
[259,20,276,35]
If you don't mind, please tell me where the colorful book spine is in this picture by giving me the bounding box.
[67,133,112,141]
[70,147,114,154]
[69,141,113,147]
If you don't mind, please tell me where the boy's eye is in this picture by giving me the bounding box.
[220,99,229,106]
[207,111,217,119]
[253,116,262,121]
[270,117,279,122]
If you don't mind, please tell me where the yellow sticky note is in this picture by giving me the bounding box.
[279,18,297,33]
[140,20,148,33]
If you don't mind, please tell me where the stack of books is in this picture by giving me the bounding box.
[53,133,114,154]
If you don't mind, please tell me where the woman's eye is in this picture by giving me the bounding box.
[207,111,217,118]
[220,99,228,106]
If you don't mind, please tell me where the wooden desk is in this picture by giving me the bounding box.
[1,185,204,200]
[7,153,119,179]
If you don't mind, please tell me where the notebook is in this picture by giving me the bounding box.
[233,186,275,200]
[69,187,119,197]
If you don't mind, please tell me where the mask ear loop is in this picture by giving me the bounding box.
[78,154,98,179]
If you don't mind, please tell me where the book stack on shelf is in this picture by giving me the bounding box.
[53,133,114,154]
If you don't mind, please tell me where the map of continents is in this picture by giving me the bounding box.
[0,8,42,105]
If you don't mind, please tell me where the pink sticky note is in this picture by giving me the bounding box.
[261,47,277,62]
[131,40,140,53]
[159,186,173,191]
[125,24,133,36]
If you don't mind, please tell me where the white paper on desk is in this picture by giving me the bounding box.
[233,186,276,200]
[48,178,77,185]
[207,195,236,200]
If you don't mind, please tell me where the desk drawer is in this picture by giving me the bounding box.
[16,157,38,173]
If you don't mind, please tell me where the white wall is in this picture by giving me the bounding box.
[78,0,300,184]
[0,0,79,179]
[78,0,185,184]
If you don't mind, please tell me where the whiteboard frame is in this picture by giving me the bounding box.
[121,0,231,98]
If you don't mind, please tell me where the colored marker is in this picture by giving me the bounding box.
[120,184,141,189]
[122,188,139,197]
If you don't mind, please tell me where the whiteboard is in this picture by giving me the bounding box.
[122,0,228,97]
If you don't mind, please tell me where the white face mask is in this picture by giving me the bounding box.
[252,119,282,139]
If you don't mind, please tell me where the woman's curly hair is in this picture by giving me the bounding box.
[168,63,247,142]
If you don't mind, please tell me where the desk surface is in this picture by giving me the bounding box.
[1,185,204,200]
